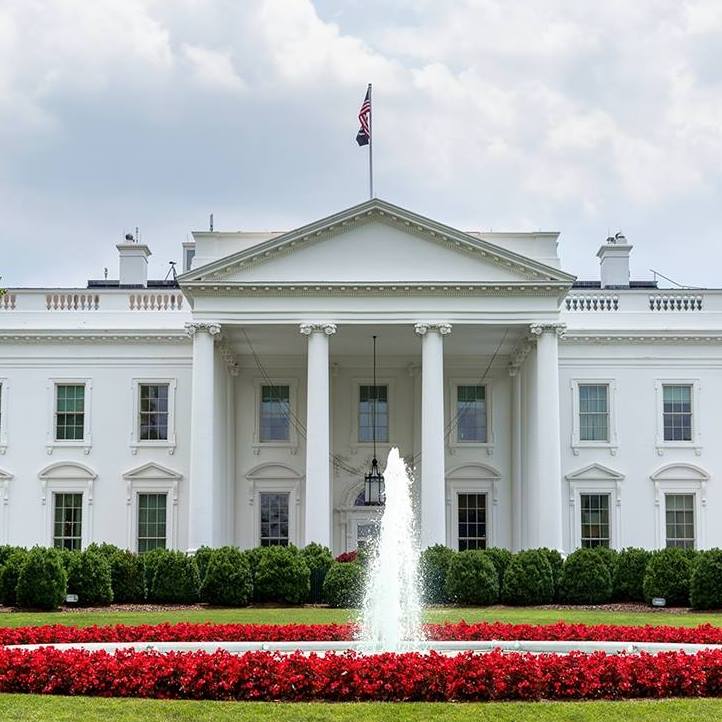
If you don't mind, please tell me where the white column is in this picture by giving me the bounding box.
[415,322,452,548]
[186,321,221,553]
[300,322,336,548]
[509,365,523,551]
[530,322,565,551]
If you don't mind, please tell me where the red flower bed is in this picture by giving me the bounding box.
[0,647,722,701]
[2,621,722,646]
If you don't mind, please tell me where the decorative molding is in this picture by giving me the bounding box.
[562,332,722,345]
[0,332,189,344]
[184,321,221,337]
[414,322,452,336]
[508,339,532,374]
[299,322,337,336]
[530,321,567,338]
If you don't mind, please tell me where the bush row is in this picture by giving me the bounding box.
[0,543,336,610]
[419,545,722,609]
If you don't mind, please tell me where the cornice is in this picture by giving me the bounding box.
[180,281,570,298]
[0,331,190,344]
[563,332,722,344]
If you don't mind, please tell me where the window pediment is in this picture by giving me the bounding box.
[122,462,183,481]
[0,468,13,481]
[246,463,303,481]
[38,461,96,481]
[650,463,710,482]
[446,463,501,481]
[566,463,624,482]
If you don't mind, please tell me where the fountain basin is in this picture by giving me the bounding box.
[8,639,722,656]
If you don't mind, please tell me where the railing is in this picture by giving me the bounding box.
[0,293,16,311]
[128,292,184,311]
[565,295,618,312]
[649,295,703,311]
[46,293,100,311]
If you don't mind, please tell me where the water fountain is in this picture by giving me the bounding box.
[357,447,423,652]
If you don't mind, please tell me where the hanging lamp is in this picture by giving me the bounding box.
[363,335,385,505]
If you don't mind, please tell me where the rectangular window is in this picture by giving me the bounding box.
[139,384,169,441]
[456,385,487,443]
[53,493,82,550]
[137,493,167,553]
[359,385,388,443]
[55,384,85,441]
[663,384,692,442]
[665,493,695,549]
[579,384,609,442]
[580,493,610,548]
[259,385,290,442]
[259,492,289,546]
[457,493,487,551]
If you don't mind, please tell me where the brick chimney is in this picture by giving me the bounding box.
[597,232,632,289]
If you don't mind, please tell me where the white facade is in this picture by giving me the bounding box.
[1,199,720,555]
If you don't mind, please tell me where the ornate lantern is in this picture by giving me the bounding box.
[363,335,385,505]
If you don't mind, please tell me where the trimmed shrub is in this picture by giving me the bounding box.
[16,547,67,610]
[193,546,214,585]
[85,542,122,559]
[322,561,364,608]
[0,549,28,607]
[482,548,513,590]
[67,551,113,606]
[559,548,612,605]
[301,543,334,604]
[613,548,650,602]
[420,545,456,604]
[244,547,265,585]
[501,550,554,606]
[690,549,722,610]
[0,545,24,569]
[108,550,146,603]
[150,551,200,604]
[142,548,168,595]
[200,547,253,607]
[445,550,499,606]
[254,545,310,605]
[643,548,693,607]
[537,548,564,600]
[589,547,619,580]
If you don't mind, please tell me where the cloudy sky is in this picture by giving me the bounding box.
[2,0,721,288]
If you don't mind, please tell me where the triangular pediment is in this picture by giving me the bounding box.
[0,468,13,481]
[566,463,625,481]
[179,199,574,290]
[122,462,183,481]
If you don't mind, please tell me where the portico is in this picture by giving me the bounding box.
[178,199,574,554]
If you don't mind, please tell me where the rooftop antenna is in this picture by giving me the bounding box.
[209,213,214,232]
[135,226,140,243]
[103,267,108,280]
[649,269,702,290]
[164,261,177,282]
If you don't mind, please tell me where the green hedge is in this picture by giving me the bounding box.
[482,548,513,591]
[559,548,612,604]
[643,548,694,607]
[200,547,253,606]
[254,545,310,604]
[16,547,67,610]
[107,550,146,603]
[149,550,200,604]
[501,550,554,606]
[66,550,113,606]
[0,549,28,607]
[690,549,722,610]
[323,561,364,608]
[445,550,499,606]
[420,545,456,604]
[613,548,650,602]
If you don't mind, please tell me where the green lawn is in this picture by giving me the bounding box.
[0,605,719,629]
[2,696,722,721]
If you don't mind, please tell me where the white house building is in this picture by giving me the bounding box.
[1,198,719,555]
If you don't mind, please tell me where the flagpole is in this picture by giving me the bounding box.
[368,83,373,199]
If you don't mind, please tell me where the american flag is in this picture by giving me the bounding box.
[356,85,371,146]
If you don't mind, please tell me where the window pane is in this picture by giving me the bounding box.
[457,493,486,551]
[662,385,692,442]
[139,384,170,441]
[456,385,487,443]
[359,385,389,443]
[53,493,83,550]
[260,385,290,442]
[137,493,167,553]
[259,493,289,546]
[580,493,610,548]
[665,494,695,549]
[579,384,609,442]
[55,384,85,441]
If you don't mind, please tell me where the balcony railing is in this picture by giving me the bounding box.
[564,290,714,313]
[0,289,188,313]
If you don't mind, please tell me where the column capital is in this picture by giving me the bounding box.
[185,321,221,337]
[299,322,337,336]
[530,321,566,338]
[414,321,452,336]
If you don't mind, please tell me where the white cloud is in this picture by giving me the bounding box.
[182,44,245,92]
